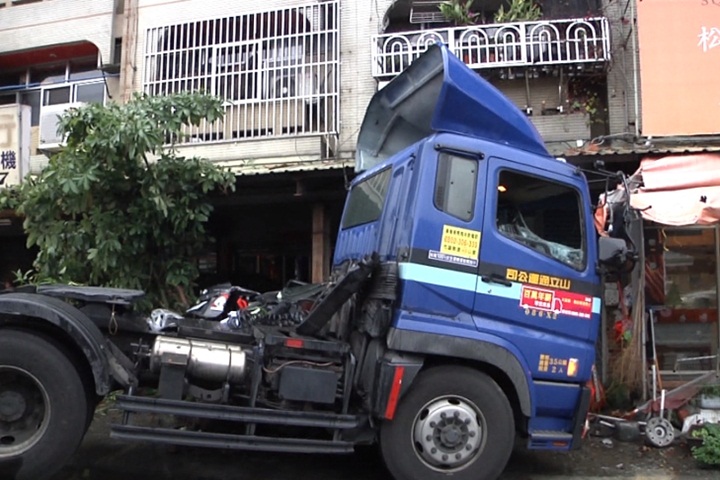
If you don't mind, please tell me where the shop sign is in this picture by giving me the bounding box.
[637,0,720,135]
[0,104,30,187]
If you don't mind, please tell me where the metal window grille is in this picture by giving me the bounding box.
[143,1,339,145]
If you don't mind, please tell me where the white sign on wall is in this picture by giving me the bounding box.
[0,104,30,187]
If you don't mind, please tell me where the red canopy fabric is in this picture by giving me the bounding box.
[630,154,720,226]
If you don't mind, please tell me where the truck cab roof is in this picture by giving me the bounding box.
[355,43,552,173]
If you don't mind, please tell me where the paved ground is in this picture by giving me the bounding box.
[50,411,714,480]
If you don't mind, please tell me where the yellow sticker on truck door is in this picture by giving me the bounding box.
[440,225,481,259]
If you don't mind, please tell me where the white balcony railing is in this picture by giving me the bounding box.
[372,17,611,79]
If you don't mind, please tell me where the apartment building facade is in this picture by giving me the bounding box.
[0,0,654,292]
[0,0,122,280]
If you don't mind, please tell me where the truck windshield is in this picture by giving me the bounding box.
[496,170,586,270]
[342,167,392,229]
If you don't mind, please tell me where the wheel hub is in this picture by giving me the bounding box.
[645,417,675,448]
[0,390,27,422]
[0,367,50,457]
[413,397,484,470]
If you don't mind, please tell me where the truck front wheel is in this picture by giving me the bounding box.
[380,366,514,480]
[0,329,89,480]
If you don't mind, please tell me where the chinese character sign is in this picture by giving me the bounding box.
[0,106,23,187]
[637,0,720,135]
[1,151,17,170]
[698,26,720,52]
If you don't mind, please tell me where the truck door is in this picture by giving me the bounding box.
[399,146,486,322]
[474,156,600,381]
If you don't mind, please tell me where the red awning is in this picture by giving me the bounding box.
[0,42,98,70]
[630,154,720,226]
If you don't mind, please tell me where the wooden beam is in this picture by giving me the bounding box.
[311,203,330,283]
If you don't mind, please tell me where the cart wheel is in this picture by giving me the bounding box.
[645,417,675,448]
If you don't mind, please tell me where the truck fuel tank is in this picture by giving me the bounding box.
[150,336,248,384]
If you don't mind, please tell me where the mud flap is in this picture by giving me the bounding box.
[571,385,592,449]
[373,354,423,420]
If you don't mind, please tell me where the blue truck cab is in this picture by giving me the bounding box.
[332,44,624,480]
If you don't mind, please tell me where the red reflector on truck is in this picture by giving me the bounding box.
[384,366,405,420]
[285,339,304,349]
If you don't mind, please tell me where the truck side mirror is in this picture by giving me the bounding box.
[597,236,629,269]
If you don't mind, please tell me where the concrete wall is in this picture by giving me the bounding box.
[0,0,116,61]
[494,77,591,150]
[603,0,640,137]
[336,0,392,159]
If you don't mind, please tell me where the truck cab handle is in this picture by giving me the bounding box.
[480,274,512,287]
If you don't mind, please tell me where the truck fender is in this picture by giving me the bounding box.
[387,327,532,417]
[0,292,115,395]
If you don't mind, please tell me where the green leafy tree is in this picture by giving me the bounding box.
[7,92,235,309]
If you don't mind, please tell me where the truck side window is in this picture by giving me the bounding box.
[434,153,478,221]
[495,170,585,270]
[342,167,393,229]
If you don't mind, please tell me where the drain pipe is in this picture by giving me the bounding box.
[630,0,640,138]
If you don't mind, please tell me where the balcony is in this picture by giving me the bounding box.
[0,0,116,61]
[371,17,610,79]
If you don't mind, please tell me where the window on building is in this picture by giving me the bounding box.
[112,37,123,65]
[30,64,67,85]
[20,90,40,126]
[0,58,105,130]
[0,71,22,88]
[41,82,105,106]
[44,87,71,106]
[75,83,105,104]
[342,167,392,229]
[495,170,585,270]
[69,56,99,78]
[434,153,478,221]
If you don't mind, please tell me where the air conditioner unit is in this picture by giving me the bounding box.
[39,102,84,152]
[409,1,446,24]
[264,67,296,99]
[262,67,319,103]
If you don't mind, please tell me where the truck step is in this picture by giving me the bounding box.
[528,430,573,450]
[114,394,361,429]
[111,424,355,454]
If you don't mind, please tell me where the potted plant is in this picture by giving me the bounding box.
[567,77,607,132]
[494,0,542,23]
[699,385,720,410]
[691,423,720,468]
[491,0,544,63]
[439,0,480,26]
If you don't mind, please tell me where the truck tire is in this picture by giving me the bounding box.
[0,329,89,480]
[380,366,514,480]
